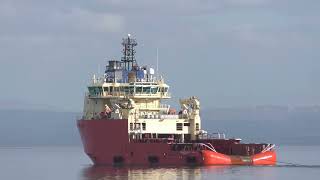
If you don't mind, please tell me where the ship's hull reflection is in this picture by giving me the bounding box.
[81,165,231,180]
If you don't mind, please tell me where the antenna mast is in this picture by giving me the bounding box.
[121,34,138,71]
[156,48,159,78]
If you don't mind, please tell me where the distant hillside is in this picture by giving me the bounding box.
[201,107,320,145]
[0,108,319,146]
[0,110,81,146]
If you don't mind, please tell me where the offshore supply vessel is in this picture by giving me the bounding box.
[77,34,276,166]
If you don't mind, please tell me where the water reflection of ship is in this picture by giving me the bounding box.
[81,165,206,180]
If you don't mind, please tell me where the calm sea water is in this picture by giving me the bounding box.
[0,146,319,180]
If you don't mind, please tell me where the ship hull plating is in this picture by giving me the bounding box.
[77,120,276,166]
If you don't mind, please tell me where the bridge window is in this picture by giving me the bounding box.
[88,87,94,95]
[103,87,109,92]
[143,87,151,93]
[160,87,168,93]
[176,123,183,131]
[196,123,199,131]
[129,86,134,94]
[114,87,120,92]
[88,87,103,96]
[130,123,133,130]
[151,87,158,94]
[184,123,190,126]
[142,123,146,130]
[136,86,142,93]
[124,86,129,93]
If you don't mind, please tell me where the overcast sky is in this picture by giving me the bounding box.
[0,0,319,112]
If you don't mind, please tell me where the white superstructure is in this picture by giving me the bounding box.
[82,34,201,141]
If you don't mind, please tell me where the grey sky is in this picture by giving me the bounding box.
[0,0,319,112]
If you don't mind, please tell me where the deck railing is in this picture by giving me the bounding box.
[198,132,226,139]
[87,92,171,98]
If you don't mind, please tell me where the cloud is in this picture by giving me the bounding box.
[224,0,272,6]
[0,1,125,38]
[0,0,319,111]
[57,8,125,33]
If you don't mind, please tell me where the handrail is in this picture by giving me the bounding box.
[198,143,217,152]
[261,144,275,153]
[139,114,180,119]
[88,92,171,98]
[198,132,226,139]
[206,143,215,150]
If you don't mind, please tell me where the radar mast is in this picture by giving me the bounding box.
[121,34,138,71]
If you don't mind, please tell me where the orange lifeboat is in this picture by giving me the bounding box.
[202,149,276,165]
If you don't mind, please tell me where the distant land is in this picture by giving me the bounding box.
[0,110,81,146]
[0,105,320,146]
[201,106,320,145]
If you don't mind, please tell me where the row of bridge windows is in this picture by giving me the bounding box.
[88,86,168,95]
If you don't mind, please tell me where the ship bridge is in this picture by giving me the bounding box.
[87,81,171,99]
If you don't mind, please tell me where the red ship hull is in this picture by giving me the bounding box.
[77,119,276,166]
